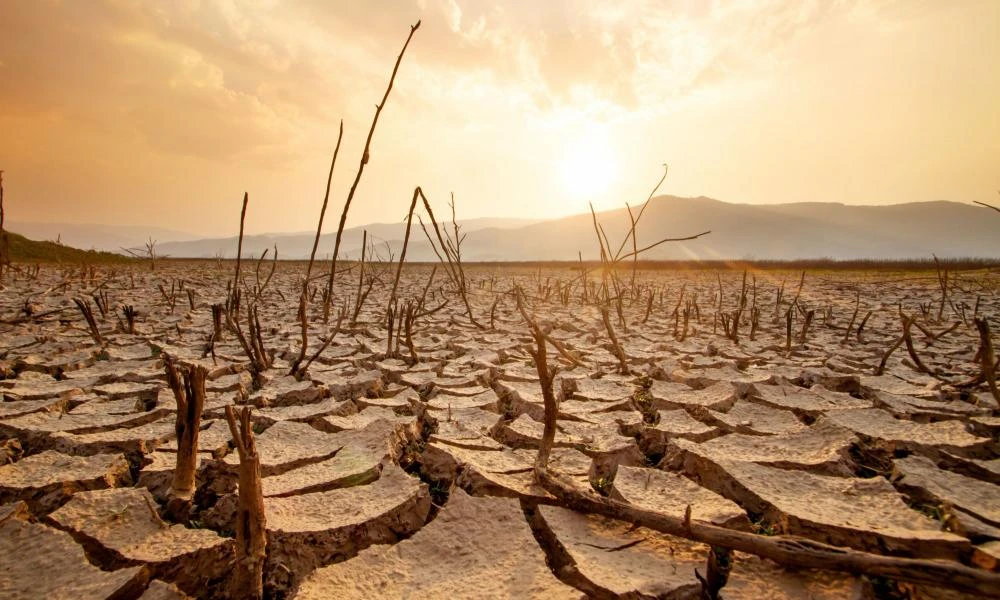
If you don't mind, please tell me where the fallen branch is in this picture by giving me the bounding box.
[523,312,1000,597]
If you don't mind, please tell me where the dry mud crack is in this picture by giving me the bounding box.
[0,263,998,598]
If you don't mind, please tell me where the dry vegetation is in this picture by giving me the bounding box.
[0,254,999,599]
[1,21,1000,600]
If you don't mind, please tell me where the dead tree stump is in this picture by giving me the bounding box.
[225,405,266,600]
[164,359,207,521]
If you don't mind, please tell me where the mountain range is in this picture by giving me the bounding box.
[13,197,1000,261]
[4,221,201,253]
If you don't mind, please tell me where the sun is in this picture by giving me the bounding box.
[557,131,619,202]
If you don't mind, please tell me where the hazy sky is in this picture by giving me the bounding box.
[2,0,998,237]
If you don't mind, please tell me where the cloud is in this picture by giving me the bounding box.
[0,0,868,163]
[1,0,995,236]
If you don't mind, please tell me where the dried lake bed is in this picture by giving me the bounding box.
[0,262,998,599]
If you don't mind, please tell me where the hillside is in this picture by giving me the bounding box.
[156,216,543,260]
[154,197,1000,261]
[4,231,133,263]
[4,221,199,253]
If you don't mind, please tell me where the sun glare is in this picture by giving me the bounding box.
[557,131,619,202]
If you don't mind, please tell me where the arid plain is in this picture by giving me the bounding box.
[1,259,998,599]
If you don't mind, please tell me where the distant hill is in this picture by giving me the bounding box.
[5,232,133,263]
[154,197,999,261]
[156,216,543,260]
[5,221,199,253]
[438,197,1000,262]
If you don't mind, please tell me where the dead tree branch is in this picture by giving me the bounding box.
[73,297,103,346]
[325,21,421,318]
[974,317,999,403]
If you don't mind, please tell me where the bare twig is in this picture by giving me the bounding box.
[232,192,249,311]
[973,200,1000,214]
[974,317,999,403]
[325,21,421,317]
[600,305,629,375]
[73,297,103,346]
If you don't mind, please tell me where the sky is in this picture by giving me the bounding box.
[1,0,998,237]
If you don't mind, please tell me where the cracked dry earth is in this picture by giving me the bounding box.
[0,262,998,599]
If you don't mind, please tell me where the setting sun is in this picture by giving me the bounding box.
[557,131,619,202]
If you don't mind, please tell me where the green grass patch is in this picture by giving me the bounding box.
[4,231,133,263]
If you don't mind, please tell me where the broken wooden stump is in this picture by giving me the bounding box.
[163,358,207,522]
[224,405,266,600]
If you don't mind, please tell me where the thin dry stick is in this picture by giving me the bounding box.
[417,215,458,285]
[291,122,345,376]
[299,306,346,376]
[522,315,558,470]
[611,164,669,261]
[588,203,611,297]
[250,246,278,301]
[925,321,961,346]
[352,230,369,318]
[227,304,271,386]
[73,297,103,345]
[625,203,639,296]
[899,314,941,378]
[791,271,806,315]
[525,323,1000,597]
[974,317,999,403]
[875,334,906,376]
[325,21,421,316]
[416,189,480,326]
[610,165,672,299]
[600,305,629,374]
[0,170,6,282]
[233,192,249,301]
[415,265,437,313]
[784,307,793,353]
[514,289,585,368]
[389,186,422,307]
[290,290,310,378]
[614,230,711,263]
[973,200,1000,214]
[843,290,860,344]
[402,300,418,363]
[856,310,872,342]
[121,304,137,334]
[934,255,949,323]
[306,121,345,285]
[798,309,815,344]
[225,405,266,600]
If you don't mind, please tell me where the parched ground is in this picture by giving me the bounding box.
[0,261,998,599]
